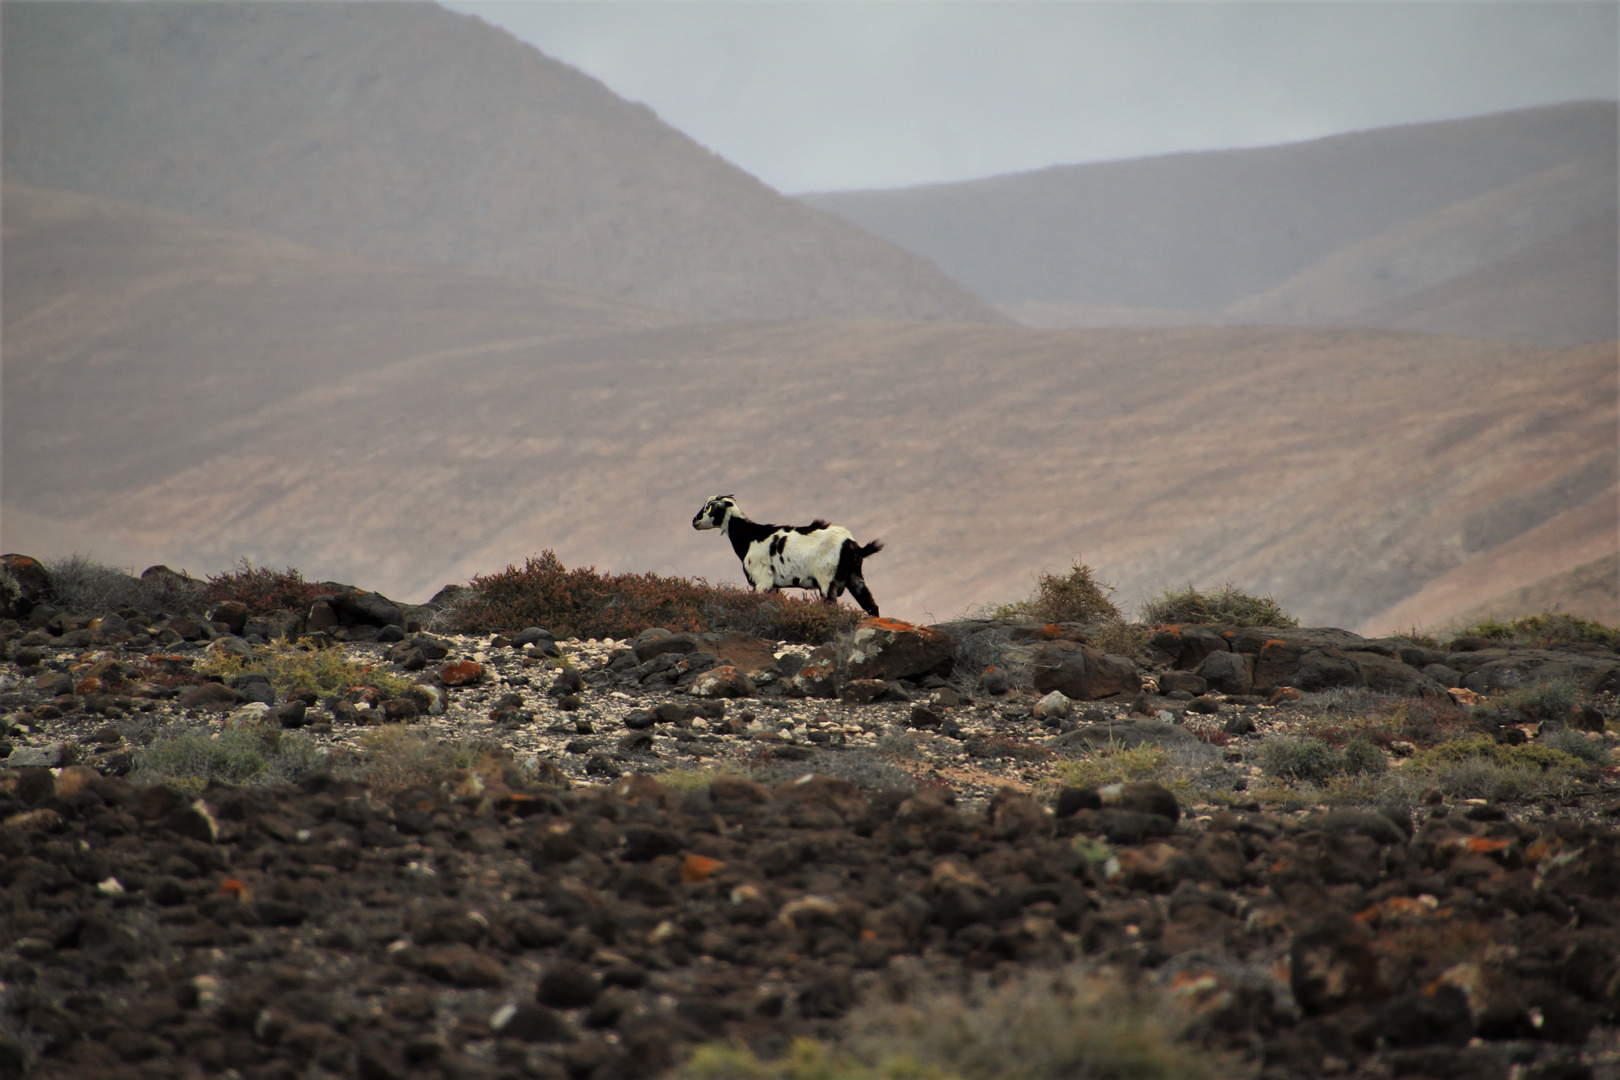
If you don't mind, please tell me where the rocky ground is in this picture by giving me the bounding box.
[2,576,1619,1080]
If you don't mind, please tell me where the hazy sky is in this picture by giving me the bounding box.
[447,1,1618,193]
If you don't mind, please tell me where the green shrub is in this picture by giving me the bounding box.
[1398,735,1592,801]
[1341,737,1389,776]
[130,722,325,793]
[1139,584,1297,628]
[1539,728,1612,765]
[1458,613,1620,650]
[1258,737,1344,784]
[203,559,331,616]
[447,551,859,643]
[1503,680,1578,724]
[991,561,1121,624]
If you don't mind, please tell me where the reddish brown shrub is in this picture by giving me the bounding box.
[448,551,861,643]
[203,559,330,616]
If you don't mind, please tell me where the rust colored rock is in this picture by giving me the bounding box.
[789,659,839,699]
[681,853,725,883]
[690,664,755,698]
[845,617,954,682]
[439,659,484,687]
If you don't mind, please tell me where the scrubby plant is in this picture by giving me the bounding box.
[1538,728,1613,766]
[1457,612,1620,650]
[447,551,860,643]
[345,728,507,793]
[1341,737,1389,776]
[43,555,207,617]
[1258,737,1344,785]
[681,964,1232,1080]
[1049,741,1232,803]
[130,721,325,793]
[1397,735,1593,801]
[198,640,415,699]
[1139,584,1297,628]
[203,559,331,615]
[990,561,1122,624]
[1502,680,1579,724]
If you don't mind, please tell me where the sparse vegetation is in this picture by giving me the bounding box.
[1455,612,1620,650]
[1258,736,1345,785]
[43,554,207,617]
[1048,741,1233,803]
[344,728,512,793]
[203,559,331,616]
[1501,680,1579,724]
[1139,583,1297,628]
[990,561,1122,624]
[447,551,861,642]
[130,721,326,793]
[197,639,415,699]
[681,963,1232,1080]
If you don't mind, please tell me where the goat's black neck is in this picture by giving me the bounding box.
[724,514,777,561]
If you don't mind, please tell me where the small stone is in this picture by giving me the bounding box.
[536,960,601,1009]
[1224,713,1257,735]
[585,754,621,778]
[496,1003,574,1043]
[624,710,655,730]
[417,944,505,988]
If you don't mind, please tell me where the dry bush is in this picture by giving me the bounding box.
[447,551,860,643]
[44,555,207,617]
[1139,583,1297,628]
[203,559,330,615]
[1458,612,1620,650]
[991,561,1121,624]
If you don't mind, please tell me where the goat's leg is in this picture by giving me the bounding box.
[847,577,879,618]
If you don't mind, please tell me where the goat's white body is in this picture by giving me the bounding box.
[692,495,883,616]
[740,524,856,595]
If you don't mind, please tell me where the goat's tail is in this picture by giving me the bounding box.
[858,539,884,560]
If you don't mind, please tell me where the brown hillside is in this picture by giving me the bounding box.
[1226,160,1615,327]
[0,1,997,324]
[802,102,1617,345]
[1345,209,1619,346]
[5,188,1614,630]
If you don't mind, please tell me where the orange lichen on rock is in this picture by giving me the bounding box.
[681,854,725,883]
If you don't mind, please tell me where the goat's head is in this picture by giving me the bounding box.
[692,495,740,531]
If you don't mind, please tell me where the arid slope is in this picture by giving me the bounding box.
[0,1,997,324]
[802,102,1617,346]
[5,187,1614,632]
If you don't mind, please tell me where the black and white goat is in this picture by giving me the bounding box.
[692,495,883,616]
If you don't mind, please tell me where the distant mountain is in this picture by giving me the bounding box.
[1,1,998,324]
[5,185,1614,631]
[801,102,1617,345]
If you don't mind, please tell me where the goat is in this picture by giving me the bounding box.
[692,495,883,616]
